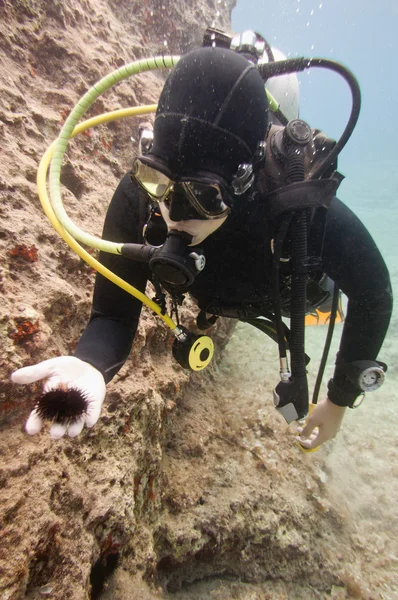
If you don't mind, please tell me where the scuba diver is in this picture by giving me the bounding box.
[11,32,392,449]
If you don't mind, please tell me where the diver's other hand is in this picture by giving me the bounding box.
[11,356,106,439]
[296,397,346,449]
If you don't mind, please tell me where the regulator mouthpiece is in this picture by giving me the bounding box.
[149,230,205,287]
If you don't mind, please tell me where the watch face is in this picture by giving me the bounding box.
[358,367,385,392]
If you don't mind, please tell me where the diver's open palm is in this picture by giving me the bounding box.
[12,356,106,439]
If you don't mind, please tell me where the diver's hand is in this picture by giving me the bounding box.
[11,356,106,439]
[296,397,346,449]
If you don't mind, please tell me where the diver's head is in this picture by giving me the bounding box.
[133,47,268,245]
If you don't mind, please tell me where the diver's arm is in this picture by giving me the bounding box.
[12,173,149,438]
[317,197,392,406]
[297,197,392,448]
[74,173,151,383]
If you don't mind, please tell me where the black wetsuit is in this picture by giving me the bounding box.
[74,173,392,407]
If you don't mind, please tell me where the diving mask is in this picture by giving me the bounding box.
[132,158,231,219]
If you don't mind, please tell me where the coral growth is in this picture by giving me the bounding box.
[9,244,39,262]
[9,319,40,344]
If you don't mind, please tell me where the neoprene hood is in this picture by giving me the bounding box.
[148,47,269,182]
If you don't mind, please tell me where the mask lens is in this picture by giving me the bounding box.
[132,160,171,199]
[185,182,229,216]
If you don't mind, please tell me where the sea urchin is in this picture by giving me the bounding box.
[35,387,89,425]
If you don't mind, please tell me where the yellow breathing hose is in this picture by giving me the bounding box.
[37,104,177,331]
